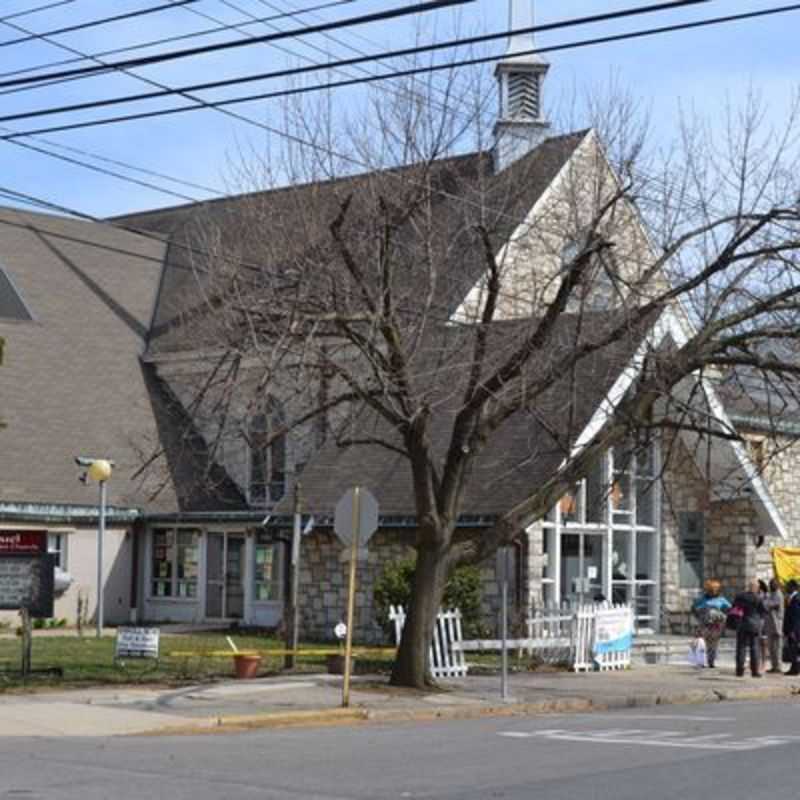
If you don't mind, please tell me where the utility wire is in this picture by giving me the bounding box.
[0,1,77,24]
[0,0,475,90]
[0,0,467,210]
[0,4,371,200]
[1,0,786,269]
[0,0,198,50]
[0,0,717,125]
[0,0,399,211]
[0,0,359,80]
[3,137,205,203]
[4,131,221,195]
[8,0,798,141]
[0,7,773,249]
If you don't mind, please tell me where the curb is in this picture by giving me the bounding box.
[136,682,800,736]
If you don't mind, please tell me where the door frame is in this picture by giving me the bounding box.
[204,531,248,621]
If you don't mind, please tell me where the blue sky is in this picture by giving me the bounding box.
[0,0,798,217]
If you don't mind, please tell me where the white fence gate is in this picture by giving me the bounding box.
[389,603,632,676]
[389,605,468,679]
[454,603,633,672]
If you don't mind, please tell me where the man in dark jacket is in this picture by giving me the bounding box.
[783,579,800,676]
[733,579,767,677]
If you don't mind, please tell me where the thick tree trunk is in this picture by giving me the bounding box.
[390,542,451,688]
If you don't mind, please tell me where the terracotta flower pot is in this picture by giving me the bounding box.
[326,654,355,675]
[233,653,262,679]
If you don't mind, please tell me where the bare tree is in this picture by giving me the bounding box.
[142,74,800,688]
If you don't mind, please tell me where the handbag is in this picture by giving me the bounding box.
[688,637,706,668]
[726,605,745,631]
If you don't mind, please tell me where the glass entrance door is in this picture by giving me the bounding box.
[225,535,245,619]
[205,533,245,619]
[560,531,607,605]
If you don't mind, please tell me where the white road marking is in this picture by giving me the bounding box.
[498,728,796,752]
[572,714,736,722]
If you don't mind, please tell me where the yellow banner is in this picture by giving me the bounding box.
[772,547,800,586]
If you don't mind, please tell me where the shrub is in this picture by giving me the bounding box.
[373,557,485,640]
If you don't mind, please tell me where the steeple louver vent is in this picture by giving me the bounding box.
[507,73,540,120]
[493,1,550,171]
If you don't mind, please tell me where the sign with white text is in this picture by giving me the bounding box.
[0,532,46,555]
[115,627,160,660]
[0,554,55,616]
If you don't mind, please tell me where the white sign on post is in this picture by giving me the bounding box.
[334,487,379,545]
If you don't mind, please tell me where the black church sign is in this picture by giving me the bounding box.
[0,554,55,617]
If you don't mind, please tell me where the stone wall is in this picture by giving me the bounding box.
[759,434,800,544]
[297,526,516,643]
[660,435,711,631]
[298,528,414,644]
[660,434,778,633]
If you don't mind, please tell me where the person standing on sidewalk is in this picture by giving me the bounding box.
[783,579,800,676]
[764,578,784,673]
[733,579,767,677]
[692,579,731,669]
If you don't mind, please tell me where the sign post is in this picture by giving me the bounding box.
[285,483,302,670]
[334,486,379,708]
[0,532,54,678]
[497,546,513,702]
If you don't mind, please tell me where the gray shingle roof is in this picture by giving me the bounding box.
[0,131,598,519]
[0,206,236,513]
[116,131,589,357]
[273,312,654,520]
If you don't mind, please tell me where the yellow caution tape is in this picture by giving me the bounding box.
[167,647,396,658]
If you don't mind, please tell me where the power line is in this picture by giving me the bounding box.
[0,0,408,216]
[0,0,717,216]
[1,0,787,269]
[0,0,475,90]
[0,0,717,125]
[8,0,798,141]
[5,131,222,195]
[0,1,198,50]
[0,0,779,267]
[2,137,205,203]
[0,1,77,24]
[0,3,367,202]
[0,0,481,210]
[0,0,359,80]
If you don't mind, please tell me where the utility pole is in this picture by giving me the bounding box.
[284,482,302,669]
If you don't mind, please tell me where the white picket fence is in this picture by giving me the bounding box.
[389,602,633,676]
[389,605,468,679]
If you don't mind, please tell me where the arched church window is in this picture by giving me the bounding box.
[248,399,287,506]
[561,231,619,312]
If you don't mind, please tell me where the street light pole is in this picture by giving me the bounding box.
[96,477,107,639]
[79,457,113,639]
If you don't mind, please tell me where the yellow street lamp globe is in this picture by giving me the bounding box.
[87,459,112,482]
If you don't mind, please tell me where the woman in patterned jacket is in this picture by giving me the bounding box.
[692,579,732,668]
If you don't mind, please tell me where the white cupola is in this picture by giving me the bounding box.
[493,0,550,172]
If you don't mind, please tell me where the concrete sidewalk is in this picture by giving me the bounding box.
[0,663,798,738]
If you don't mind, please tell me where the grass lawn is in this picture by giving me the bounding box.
[0,631,396,691]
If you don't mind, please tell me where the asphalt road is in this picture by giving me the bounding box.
[1,700,798,799]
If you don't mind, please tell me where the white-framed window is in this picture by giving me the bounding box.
[543,438,660,628]
[151,528,200,598]
[48,533,66,569]
[253,532,283,602]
